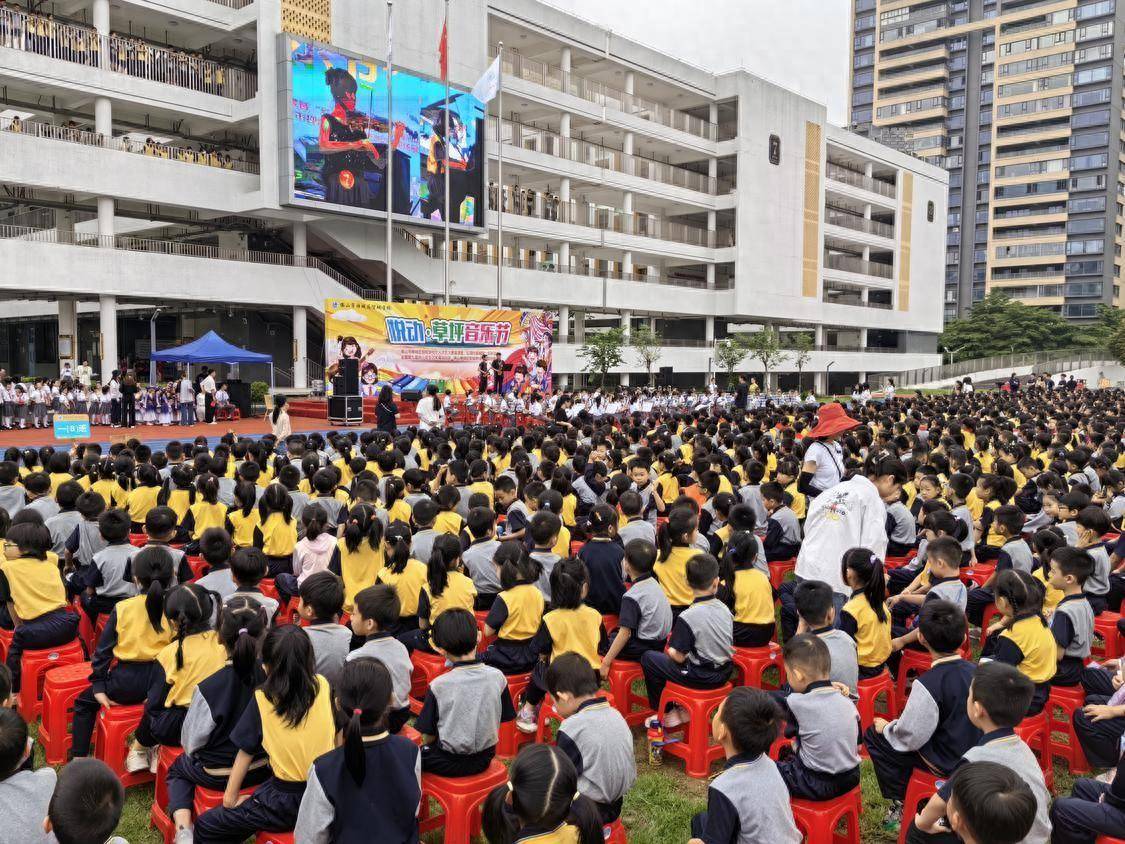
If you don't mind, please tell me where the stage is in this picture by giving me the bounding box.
[287,396,425,427]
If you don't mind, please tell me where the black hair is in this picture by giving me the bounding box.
[299,570,345,620]
[6,521,51,559]
[623,538,657,575]
[301,503,329,542]
[970,660,1034,728]
[1077,504,1112,536]
[657,507,698,561]
[55,480,83,511]
[482,744,604,844]
[381,520,412,574]
[618,489,643,517]
[144,505,177,539]
[353,584,400,630]
[686,552,720,591]
[343,504,383,553]
[258,483,293,524]
[426,533,463,599]
[923,509,968,542]
[719,686,781,757]
[97,508,131,543]
[529,510,562,548]
[917,599,967,654]
[466,506,496,540]
[841,547,887,623]
[132,546,174,633]
[219,595,268,684]
[992,504,1025,538]
[261,624,321,728]
[994,568,1045,619]
[233,481,257,518]
[23,471,50,496]
[230,546,268,587]
[430,607,478,657]
[496,540,541,589]
[163,584,217,671]
[47,758,125,844]
[411,498,439,529]
[549,557,588,610]
[946,761,1037,844]
[335,657,393,787]
[0,707,27,779]
[1050,545,1095,585]
[546,651,600,699]
[200,527,233,566]
[926,536,963,571]
[782,632,830,679]
[76,490,107,520]
[793,579,835,626]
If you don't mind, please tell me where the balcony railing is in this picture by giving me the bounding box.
[0,7,256,100]
[488,184,734,248]
[0,115,260,173]
[825,162,897,198]
[488,117,733,195]
[0,224,380,299]
[825,207,895,238]
[824,252,895,279]
[497,48,717,142]
[203,0,254,7]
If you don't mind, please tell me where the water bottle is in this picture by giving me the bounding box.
[646,721,664,765]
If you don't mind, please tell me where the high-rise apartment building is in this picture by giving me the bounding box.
[851,0,1122,322]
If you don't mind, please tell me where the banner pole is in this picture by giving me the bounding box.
[385,0,394,303]
[443,0,451,305]
[496,41,503,309]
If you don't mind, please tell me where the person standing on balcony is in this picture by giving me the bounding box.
[201,367,217,425]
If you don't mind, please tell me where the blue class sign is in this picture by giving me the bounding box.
[53,414,91,440]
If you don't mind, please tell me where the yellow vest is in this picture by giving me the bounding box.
[190,501,228,540]
[842,592,892,669]
[377,558,426,616]
[112,594,173,662]
[338,538,385,613]
[732,568,775,625]
[543,605,601,667]
[227,508,261,548]
[495,583,544,640]
[260,512,297,557]
[0,556,66,620]
[1000,614,1057,685]
[254,675,335,782]
[423,570,477,623]
[155,630,227,707]
[655,546,698,607]
[127,485,161,525]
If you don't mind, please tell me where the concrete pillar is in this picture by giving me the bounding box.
[623,131,634,157]
[624,71,634,96]
[94,97,111,137]
[559,242,570,271]
[859,327,868,350]
[705,316,714,344]
[865,162,873,178]
[93,0,109,67]
[293,306,308,389]
[862,245,870,261]
[864,202,872,221]
[292,221,307,258]
[99,295,117,382]
[620,310,632,339]
[574,310,585,343]
[58,297,77,375]
[558,305,569,342]
[96,196,114,242]
[560,112,570,139]
[623,191,634,240]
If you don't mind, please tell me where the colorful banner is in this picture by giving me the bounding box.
[324,300,554,397]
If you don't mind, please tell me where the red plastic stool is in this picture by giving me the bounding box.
[603,818,627,844]
[276,598,300,627]
[961,563,995,588]
[1093,612,1123,660]
[1048,684,1090,775]
[606,660,654,727]
[94,703,152,787]
[419,758,508,844]
[150,745,184,843]
[255,835,294,844]
[408,649,449,714]
[657,681,733,778]
[857,669,899,732]
[19,638,86,721]
[978,602,1001,647]
[400,724,423,745]
[768,558,796,589]
[1096,837,1125,843]
[899,769,943,844]
[186,556,209,581]
[473,610,494,650]
[732,643,786,690]
[791,786,862,844]
[893,648,932,711]
[129,533,148,547]
[258,579,280,602]
[194,783,256,816]
[0,626,12,662]
[1015,708,1053,789]
[40,660,92,764]
[601,614,619,635]
[496,672,533,758]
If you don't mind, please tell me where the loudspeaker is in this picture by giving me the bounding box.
[402,389,422,403]
[328,395,363,425]
[658,366,674,386]
[224,381,251,417]
[339,358,360,395]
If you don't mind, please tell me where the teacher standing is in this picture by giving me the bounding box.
[270,395,292,441]
[798,402,857,498]
[375,385,398,434]
[201,367,217,424]
[120,372,138,428]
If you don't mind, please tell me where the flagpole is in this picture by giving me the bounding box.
[443,0,451,305]
[496,40,503,309]
[385,0,394,302]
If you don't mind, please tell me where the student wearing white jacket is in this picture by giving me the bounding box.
[778,454,907,641]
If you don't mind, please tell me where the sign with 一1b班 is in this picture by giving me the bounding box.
[53,414,91,440]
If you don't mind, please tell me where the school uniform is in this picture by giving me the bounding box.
[231,586,279,623]
[402,572,477,654]
[63,518,107,583]
[415,659,516,776]
[1051,594,1095,687]
[863,656,980,802]
[226,507,260,548]
[135,630,227,748]
[348,632,414,733]
[0,555,80,691]
[433,510,465,537]
[294,729,421,844]
[462,537,502,610]
[890,575,967,648]
[23,495,59,521]
[0,484,25,516]
[311,495,345,529]
[194,675,337,843]
[44,510,82,556]
[763,506,801,562]
[126,484,161,531]
[578,538,626,616]
[530,550,562,601]
[482,583,546,674]
[328,539,385,614]
[618,517,657,548]
[525,604,603,706]
[654,545,699,616]
[776,680,861,800]
[812,625,859,693]
[989,612,1058,717]
[884,501,918,558]
[503,500,533,538]
[79,540,140,623]
[195,566,238,601]
[556,697,636,823]
[71,594,174,756]
[966,536,1033,626]
[377,559,427,632]
[690,752,802,844]
[1051,751,1125,844]
[410,528,439,568]
[255,512,299,580]
[839,591,892,679]
[184,501,228,549]
[640,595,734,710]
[610,573,673,661]
[1084,542,1112,615]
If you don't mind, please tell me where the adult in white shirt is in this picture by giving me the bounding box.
[416,384,444,431]
[176,373,196,426]
[200,368,217,424]
[74,360,93,388]
[779,453,906,639]
[107,372,122,427]
[798,402,858,498]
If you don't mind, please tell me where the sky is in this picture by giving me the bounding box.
[554,0,852,126]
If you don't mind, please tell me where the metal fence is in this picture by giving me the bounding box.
[896,347,1110,386]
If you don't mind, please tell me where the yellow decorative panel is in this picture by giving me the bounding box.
[898,171,913,311]
[802,122,822,298]
[282,0,331,43]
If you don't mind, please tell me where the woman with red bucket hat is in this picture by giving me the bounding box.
[797,402,860,499]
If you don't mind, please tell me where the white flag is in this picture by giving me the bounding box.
[471,55,501,103]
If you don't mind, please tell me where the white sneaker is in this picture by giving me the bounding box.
[174,828,194,844]
[663,706,691,728]
[125,746,151,773]
[515,703,539,734]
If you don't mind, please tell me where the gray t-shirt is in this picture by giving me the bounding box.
[348,633,413,711]
[304,623,352,687]
[704,753,802,844]
[817,627,859,693]
[463,538,502,595]
[0,767,56,844]
[557,698,636,807]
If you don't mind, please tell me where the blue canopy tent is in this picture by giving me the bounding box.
[151,330,275,387]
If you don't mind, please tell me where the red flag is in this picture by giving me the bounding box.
[438,19,448,81]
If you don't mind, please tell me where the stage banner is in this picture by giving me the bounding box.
[324,300,554,397]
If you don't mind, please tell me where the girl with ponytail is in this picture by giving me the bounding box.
[69,545,175,759]
[327,504,385,616]
[166,596,270,839]
[482,744,604,844]
[376,520,427,631]
[91,456,128,510]
[130,583,226,772]
[383,475,412,524]
[653,505,701,616]
[480,541,545,675]
[399,533,476,654]
[839,547,892,679]
[194,625,335,842]
[292,657,422,843]
[255,483,298,579]
[984,568,1054,716]
[184,473,227,551]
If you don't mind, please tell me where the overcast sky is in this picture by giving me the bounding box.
[554,0,851,126]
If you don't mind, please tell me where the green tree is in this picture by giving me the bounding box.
[745,327,788,391]
[939,291,1077,359]
[786,331,814,392]
[1109,319,1125,366]
[630,324,663,386]
[714,337,748,387]
[1084,304,1125,354]
[576,328,625,388]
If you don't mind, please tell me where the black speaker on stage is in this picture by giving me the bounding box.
[225,381,251,418]
[339,358,360,395]
[328,395,363,425]
[402,389,422,403]
[658,366,674,386]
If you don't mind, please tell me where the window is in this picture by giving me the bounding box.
[1074,65,1112,85]
[852,89,873,106]
[996,94,1069,117]
[1066,281,1104,297]
[994,157,1068,179]
[855,14,875,29]
[1068,218,1106,235]
[1069,196,1106,213]
[1069,153,1108,171]
[1077,21,1113,41]
[1073,88,1111,106]
[1071,130,1109,149]
[854,33,875,48]
[999,29,1074,56]
[1070,173,1107,192]
[999,51,1073,77]
[1063,303,1099,317]
[1066,239,1104,255]
[1072,108,1110,128]
[1065,260,1104,276]
[851,107,872,124]
[853,69,874,86]
[854,51,875,68]
[1076,0,1115,20]
[1075,44,1111,63]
